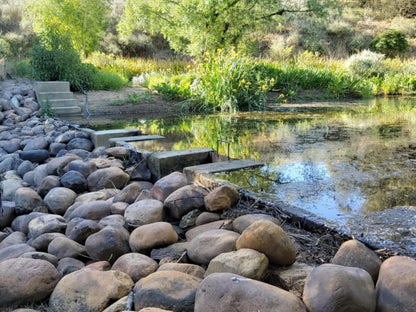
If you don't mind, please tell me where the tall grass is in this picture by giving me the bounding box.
[86,52,191,80]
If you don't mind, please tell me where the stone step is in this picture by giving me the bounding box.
[184,159,264,183]
[148,147,214,180]
[51,106,82,115]
[37,91,74,101]
[109,135,165,147]
[44,99,80,108]
[35,81,70,93]
[87,129,141,147]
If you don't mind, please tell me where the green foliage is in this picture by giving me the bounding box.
[118,0,338,57]
[192,50,276,112]
[30,31,96,91]
[24,0,110,56]
[147,73,195,101]
[87,52,190,80]
[92,70,127,90]
[345,50,386,78]
[9,59,33,78]
[370,29,409,58]
[0,37,11,57]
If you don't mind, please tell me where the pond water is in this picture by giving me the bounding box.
[76,97,416,228]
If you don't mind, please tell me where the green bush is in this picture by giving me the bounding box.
[30,31,96,91]
[370,29,409,58]
[346,50,386,78]
[192,50,276,112]
[0,37,11,57]
[92,69,127,90]
[10,59,33,78]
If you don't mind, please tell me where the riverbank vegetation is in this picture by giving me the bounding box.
[1,0,416,112]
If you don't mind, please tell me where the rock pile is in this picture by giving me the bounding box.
[0,80,415,312]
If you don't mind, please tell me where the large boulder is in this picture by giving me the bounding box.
[87,167,130,191]
[124,199,165,228]
[113,182,143,204]
[0,243,35,262]
[187,229,240,265]
[376,256,416,312]
[60,170,88,193]
[48,236,87,260]
[67,137,94,151]
[65,200,112,221]
[232,213,280,233]
[236,219,296,266]
[205,248,269,280]
[331,239,382,282]
[47,154,80,175]
[0,258,59,309]
[44,187,77,215]
[129,222,178,253]
[23,136,49,151]
[152,171,188,202]
[49,269,133,312]
[0,200,16,229]
[112,252,158,282]
[14,187,45,214]
[66,219,102,244]
[27,214,67,239]
[204,185,239,212]
[164,185,207,219]
[27,232,66,252]
[57,257,85,277]
[85,225,131,263]
[195,272,306,312]
[158,263,205,279]
[134,271,201,312]
[0,231,26,249]
[37,175,61,197]
[302,263,376,312]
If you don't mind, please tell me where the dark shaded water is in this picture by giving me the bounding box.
[75,98,416,225]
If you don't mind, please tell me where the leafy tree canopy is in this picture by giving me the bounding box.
[23,0,111,56]
[118,0,338,57]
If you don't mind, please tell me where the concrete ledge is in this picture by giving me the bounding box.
[184,159,264,183]
[90,129,140,147]
[109,135,165,147]
[148,147,213,180]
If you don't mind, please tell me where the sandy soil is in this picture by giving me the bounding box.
[73,86,182,119]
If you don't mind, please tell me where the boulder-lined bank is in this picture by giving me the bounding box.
[0,79,415,312]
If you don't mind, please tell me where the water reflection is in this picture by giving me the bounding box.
[79,97,416,223]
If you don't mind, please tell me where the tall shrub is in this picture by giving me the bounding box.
[345,50,386,78]
[370,29,409,58]
[192,50,276,112]
[30,31,96,91]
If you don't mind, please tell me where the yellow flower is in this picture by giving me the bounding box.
[283,99,287,103]
[279,93,285,98]
[232,89,237,92]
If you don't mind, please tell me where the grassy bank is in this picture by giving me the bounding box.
[11,50,416,113]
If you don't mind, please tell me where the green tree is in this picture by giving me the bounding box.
[23,0,110,56]
[118,0,338,57]
[370,29,409,58]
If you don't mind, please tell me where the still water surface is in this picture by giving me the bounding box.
[82,97,416,224]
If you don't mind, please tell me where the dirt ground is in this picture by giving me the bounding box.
[73,86,183,119]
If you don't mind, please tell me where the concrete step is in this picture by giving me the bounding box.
[45,99,79,107]
[37,91,74,101]
[184,159,264,183]
[148,147,214,180]
[51,106,82,115]
[87,129,141,147]
[109,135,165,147]
[35,81,70,93]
